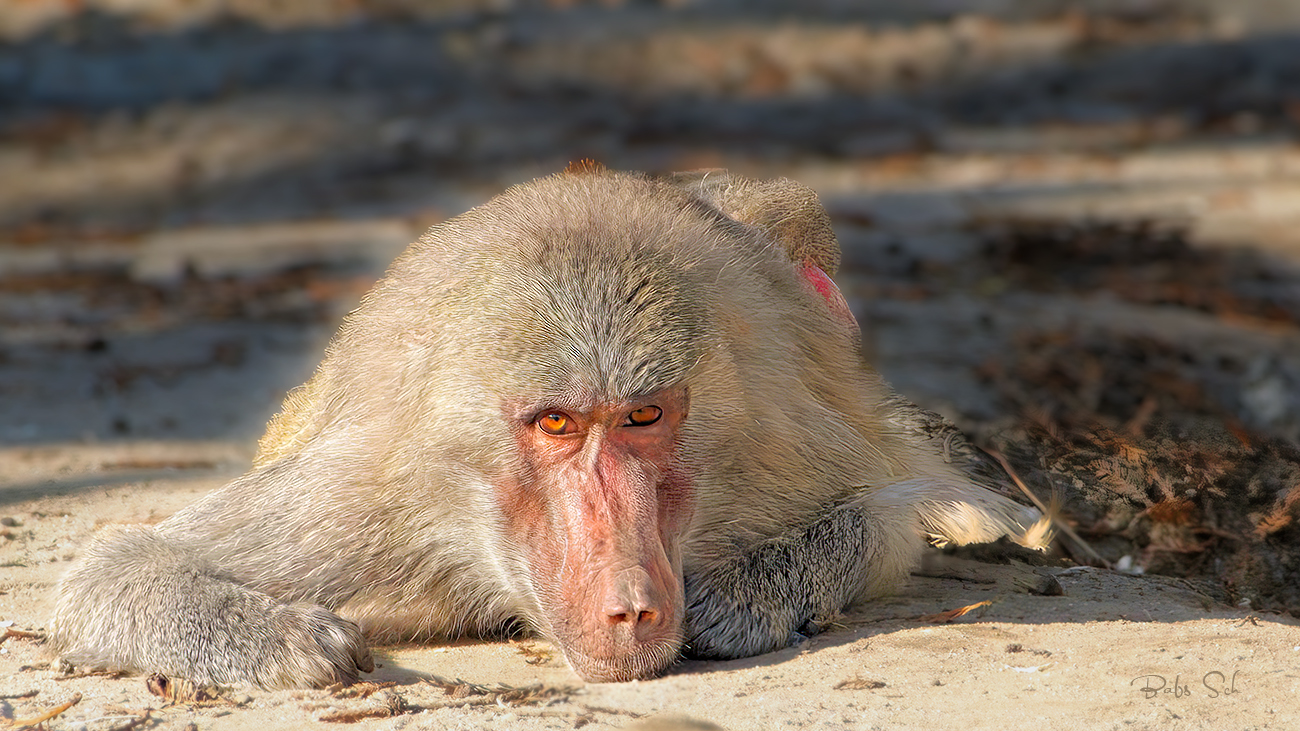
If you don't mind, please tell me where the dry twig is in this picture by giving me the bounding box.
[55,669,128,681]
[5,693,81,729]
[316,691,408,723]
[82,713,152,731]
[918,600,991,623]
[2,627,44,643]
[985,447,1109,568]
[327,681,397,699]
[423,675,575,708]
[511,640,556,665]
[834,676,886,690]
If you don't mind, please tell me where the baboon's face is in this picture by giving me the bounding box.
[494,385,692,681]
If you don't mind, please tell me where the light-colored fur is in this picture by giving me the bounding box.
[51,169,1045,688]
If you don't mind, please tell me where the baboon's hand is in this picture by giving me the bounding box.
[684,578,823,659]
[51,525,374,690]
[683,505,880,660]
[58,586,374,690]
[258,604,375,689]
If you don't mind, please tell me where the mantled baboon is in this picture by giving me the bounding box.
[52,166,1045,688]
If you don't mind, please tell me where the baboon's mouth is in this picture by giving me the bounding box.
[559,637,684,683]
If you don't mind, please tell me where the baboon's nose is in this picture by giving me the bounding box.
[603,568,668,640]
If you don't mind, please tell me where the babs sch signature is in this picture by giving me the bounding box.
[1131,671,1241,699]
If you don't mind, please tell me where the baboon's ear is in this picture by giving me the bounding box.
[666,170,841,276]
[564,158,608,176]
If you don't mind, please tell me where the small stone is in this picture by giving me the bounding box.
[0,516,22,527]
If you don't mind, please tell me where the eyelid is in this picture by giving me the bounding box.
[625,405,662,427]
[537,412,575,435]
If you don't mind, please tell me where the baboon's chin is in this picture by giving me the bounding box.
[561,638,683,683]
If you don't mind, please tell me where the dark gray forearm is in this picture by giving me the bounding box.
[684,504,878,659]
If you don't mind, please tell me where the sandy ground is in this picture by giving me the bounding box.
[4,0,1300,729]
[2,450,1298,730]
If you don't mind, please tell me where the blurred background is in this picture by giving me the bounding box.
[1,0,1299,611]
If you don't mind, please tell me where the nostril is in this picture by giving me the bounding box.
[603,568,668,634]
[605,607,660,628]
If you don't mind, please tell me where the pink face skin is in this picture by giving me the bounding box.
[495,386,692,682]
[488,266,846,682]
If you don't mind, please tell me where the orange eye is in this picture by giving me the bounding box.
[537,412,574,435]
[626,405,662,427]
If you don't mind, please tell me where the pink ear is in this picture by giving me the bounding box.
[800,264,859,329]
